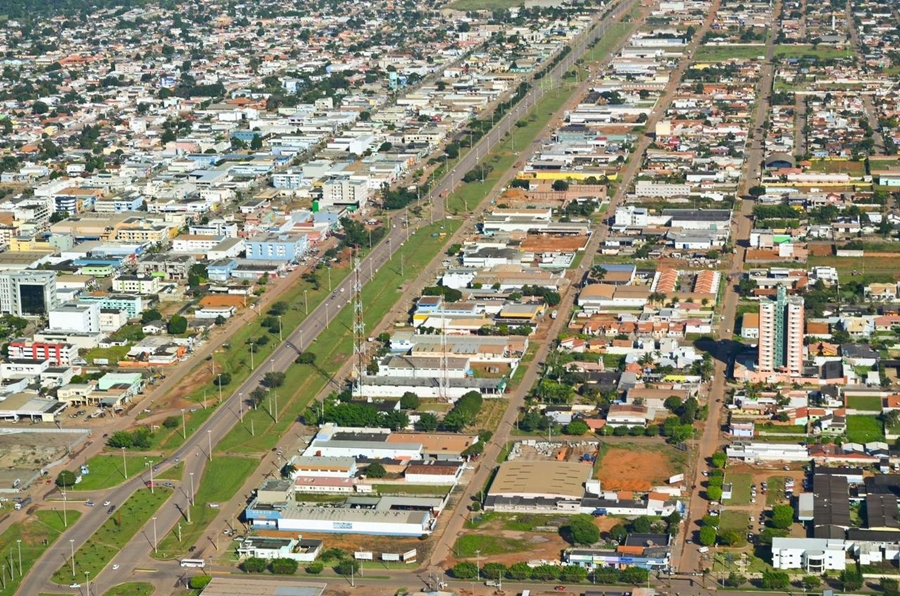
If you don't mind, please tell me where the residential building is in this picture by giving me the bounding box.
[758,285,804,375]
[112,275,162,295]
[49,302,101,334]
[245,233,309,262]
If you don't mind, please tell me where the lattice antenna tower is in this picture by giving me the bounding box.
[352,251,366,398]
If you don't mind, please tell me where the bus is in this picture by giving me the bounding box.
[180,559,206,568]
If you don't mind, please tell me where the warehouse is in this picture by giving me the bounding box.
[485,461,592,513]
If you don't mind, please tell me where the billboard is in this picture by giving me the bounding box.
[382,553,401,562]
[402,549,417,562]
[354,552,373,561]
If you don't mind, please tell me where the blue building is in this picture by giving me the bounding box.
[245,233,309,262]
[208,259,238,282]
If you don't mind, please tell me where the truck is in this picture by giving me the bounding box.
[485,581,500,587]
[14,497,31,510]
[668,473,685,484]
[550,310,558,319]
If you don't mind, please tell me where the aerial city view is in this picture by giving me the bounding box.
[0,0,899,593]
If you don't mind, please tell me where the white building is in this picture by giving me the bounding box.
[112,275,161,295]
[725,441,809,461]
[635,181,692,198]
[49,302,101,334]
[771,537,847,572]
[0,270,58,317]
[613,205,649,228]
[320,176,370,208]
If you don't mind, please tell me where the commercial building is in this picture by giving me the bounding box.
[7,339,80,366]
[725,442,810,462]
[245,498,438,536]
[485,461,592,513]
[758,285,805,375]
[0,270,58,317]
[236,536,323,562]
[771,537,847,571]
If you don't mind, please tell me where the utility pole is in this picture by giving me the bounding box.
[121,447,128,479]
[352,252,366,399]
[181,408,186,439]
[207,430,212,461]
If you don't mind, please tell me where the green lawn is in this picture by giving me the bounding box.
[847,395,883,411]
[694,45,766,61]
[69,454,149,491]
[52,489,171,584]
[103,582,154,596]
[774,45,855,60]
[155,461,184,481]
[726,473,754,505]
[0,510,83,596]
[454,534,530,558]
[152,457,257,560]
[847,415,885,443]
[372,484,451,496]
[720,510,749,532]
[767,476,787,506]
[755,424,808,434]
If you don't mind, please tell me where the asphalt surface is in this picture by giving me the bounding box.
[676,3,780,574]
[20,3,640,595]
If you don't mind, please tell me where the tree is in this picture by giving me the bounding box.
[162,416,179,429]
[619,567,649,585]
[295,352,317,365]
[167,314,188,335]
[241,557,267,573]
[718,529,743,547]
[803,576,822,590]
[608,524,628,544]
[452,562,478,579]
[748,185,766,197]
[214,372,232,386]
[306,562,325,574]
[724,572,747,587]
[250,134,263,151]
[706,486,723,501]
[563,419,590,435]
[882,577,899,596]
[482,563,506,580]
[270,558,298,574]
[530,564,561,580]
[699,526,717,546]
[366,461,387,478]
[552,179,570,191]
[107,430,135,449]
[263,372,286,388]
[593,567,619,584]
[630,516,652,533]
[770,504,794,529]
[507,562,531,580]
[335,560,360,576]
[32,100,49,114]
[416,413,439,432]
[664,396,683,412]
[55,470,76,488]
[710,452,727,468]
[840,569,863,592]
[141,309,163,323]
[761,570,790,590]
[400,392,420,410]
[560,565,587,582]
[566,514,600,545]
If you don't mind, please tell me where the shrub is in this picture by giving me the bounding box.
[270,558,298,575]
[452,562,477,579]
[306,562,325,574]
[241,557,267,573]
[55,470,76,488]
[189,576,212,589]
[162,416,179,429]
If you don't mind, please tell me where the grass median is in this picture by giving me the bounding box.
[0,510,82,596]
[68,454,151,491]
[152,456,257,560]
[51,488,170,584]
[102,582,154,596]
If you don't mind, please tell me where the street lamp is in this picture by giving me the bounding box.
[16,540,21,575]
[62,490,68,527]
[152,516,158,553]
[304,290,308,315]
[207,430,213,462]
[189,472,195,506]
[121,447,127,479]
[85,571,90,595]
[239,392,244,422]
[277,315,283,342]
[146,460,154,494]
[181,408,186,439]
[69,539,75,577]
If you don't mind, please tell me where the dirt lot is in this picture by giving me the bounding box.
[0,430,87,471]
[596,443,684,491]
[256,528,427,561]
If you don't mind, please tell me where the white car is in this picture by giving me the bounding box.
[103,501,111,507]
[112,564,120,570]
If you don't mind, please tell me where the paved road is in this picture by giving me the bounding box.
[676,1,780,574]
[846,0,886,155]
